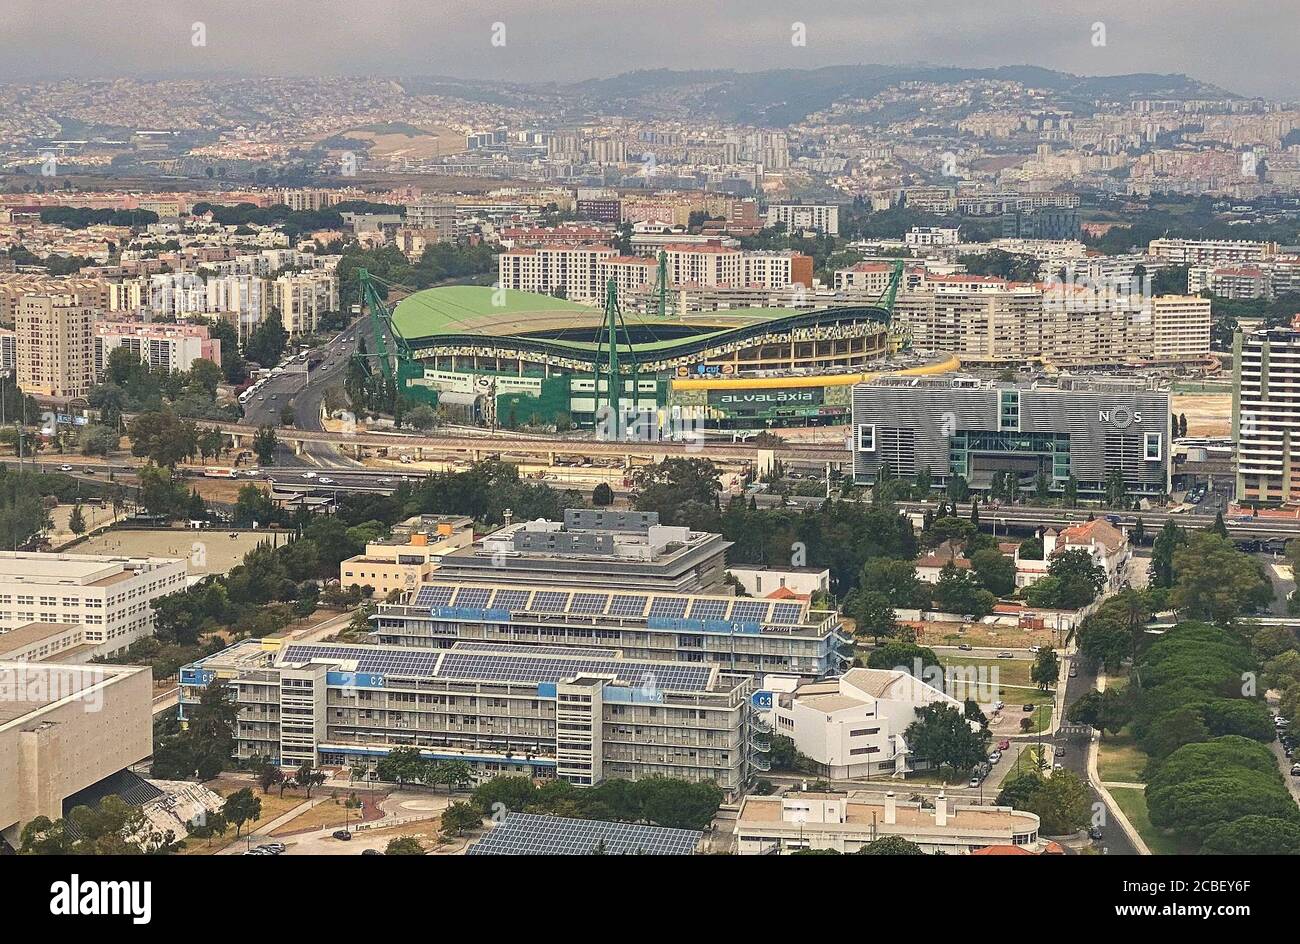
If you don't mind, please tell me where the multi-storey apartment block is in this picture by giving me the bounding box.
[1234,327,1300,504]
[15,294,95,398]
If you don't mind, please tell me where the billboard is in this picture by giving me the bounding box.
[707,386,825,418]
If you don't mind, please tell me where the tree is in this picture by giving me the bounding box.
[295,762,326,798]
[1062,475,1079,508]
[253,425,278,466]
[1019,769,1091,835]
[128,411,197,467]
[1067,688,1132,736]
[931,564,996,618]
[385,836,426,855]
[79,423,120,456]
[844,588,898,643]
[970,548,1015,597]
[222,788,262,837]
[1104,470,1127,508]
[259,765,285,794]
[904,703,989,772]
[857,835,925,855]
[440,801,482,838]
[1149,520,1185,589]
[1210,511,1228,538]
[68,504,87,535]
[1030,647,1060,690]
[592,482,614,507]
[1170,532,1270,623]
[1201,815,1300,855]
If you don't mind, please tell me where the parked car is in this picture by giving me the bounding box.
[1069,666,1079,678]
[997,739,1010,751]
[1291,764,1300,777]
[332,830,352,841]
[1022,703,1036,712]
[1088,826,1104,841]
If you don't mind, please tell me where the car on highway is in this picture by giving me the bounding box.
[59,464,73,472]
[318,476,335,484]
[997,651,1013,659]
[957,643,972,651]
[301,471,318,479]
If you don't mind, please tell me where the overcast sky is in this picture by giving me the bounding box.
[2,0,1296,98]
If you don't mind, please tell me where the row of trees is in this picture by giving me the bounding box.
[470,775,723,831]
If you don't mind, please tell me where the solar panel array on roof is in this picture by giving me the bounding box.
[412,586,454,608]
[413,584,810,628]
[467,812,702,856]
[770,602,806,624]
[279,644,440,677]
[570,592,610,614]
[531,590,570,613]
[489,589,530,611]
[648,596,689,619]
[435,652,712,690]
[608,594,649,617]
[729,600,772,624]
[453,587,491,608]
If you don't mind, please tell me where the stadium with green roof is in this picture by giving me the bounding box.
[363,276,904,430]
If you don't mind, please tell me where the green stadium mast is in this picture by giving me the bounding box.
[592,277,638,432]
[656,250,670,318]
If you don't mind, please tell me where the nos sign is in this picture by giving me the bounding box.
[1099,408,1142,429]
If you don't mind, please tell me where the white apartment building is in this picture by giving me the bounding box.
[734,790,1045,855]
[765,203,840,235]
[0,553,187,657]
[905,226,960,247]
[1187,265,1272,299]
[1150,294,1212,360]
[1235,327,1300,504]
[497,245,618,301]
[765,668,963,779]
[15,294,95,398]
[1149,238,1279,266]
[94,321,221,376]
[272,271,338,334]
[895,278,1045,363]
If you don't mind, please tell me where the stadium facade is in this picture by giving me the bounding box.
[384,285,897,429]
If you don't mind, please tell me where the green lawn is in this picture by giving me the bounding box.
[1097,729,1149,784]
[1108,787,1196,856]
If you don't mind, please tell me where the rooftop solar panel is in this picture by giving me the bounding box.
[412,586,454,608]
[452,587,492,608]
[728,601,772,624]
[569,592,610,615]
[530,590,570,613]
[467,812,702,856]
[687,598,729,622]
[770,602,805,625]
[647,596,689,619]
[489,589,531,611]
[608,594,649,617]
[279,644,441,677]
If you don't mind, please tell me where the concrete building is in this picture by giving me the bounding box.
[1234,327,1300,503]
[894,279,1045,364]
[272,271,338,335]
[339,514,475,598]
[0,660,152,845]
[766,668,963,779]
[420,509,732,594]
[1013,520,1131,591]
[734,790,1044,855]
[496,245,618,301]
[180,638,757,795]
[0,552,188,657]
[852,378,1171,498]
[1148,238,1278,266]
[1150,295,1212,361]
[371,577,848,682]
[15,294,95,398]
[94,320,221,377]
[765,203,839,236]
[726,566,830,599]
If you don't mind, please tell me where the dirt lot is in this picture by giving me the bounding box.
[72,527,285,576]
[1171,392,1232,437]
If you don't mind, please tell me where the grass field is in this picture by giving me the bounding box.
[1097,730,1149,784]
[1108,786,1195,855]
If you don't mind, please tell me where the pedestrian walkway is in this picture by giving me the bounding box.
[1088,673,1151,855]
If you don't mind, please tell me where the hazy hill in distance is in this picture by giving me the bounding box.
[408,64,1234,125]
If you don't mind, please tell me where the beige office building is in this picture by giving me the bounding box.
[1151,295,1212,361]
[895,279,1044,364]
[734,790,1045,855]
[339,515,475,598]
[0,660,152,844]
[15,294,96,398]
